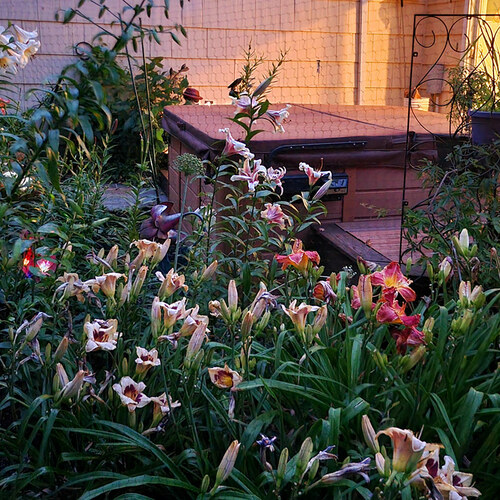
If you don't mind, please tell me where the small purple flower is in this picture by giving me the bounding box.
[256,434,277,452]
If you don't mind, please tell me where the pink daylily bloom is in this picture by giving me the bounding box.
[266,104,291,133]
[230,158,266,192]
[261,203,291,230]
[275,239,320,274]
[376,297,420,327]
[370,262,416,302]
[391,326,426,354]
[219,128,254,159]
[265,166,286,195]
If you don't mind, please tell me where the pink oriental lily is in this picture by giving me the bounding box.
[219,128,254,159]
[275,239,320,274]
[299,162,327,186]
[266,104,291,133]
[265,166,286,195]
[232,92,258,114]
[370,262,416,303]
[230,158,266,192]
[261,203,290,230]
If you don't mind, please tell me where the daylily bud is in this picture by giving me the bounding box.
[426,261,434,281]
[423,317,434,344]
[214,440,240,489]
[276,448,288,488]
[53,336,69,363]
[358,275,373,319]
[437,257,452,284]
[453,228,470,257]
[312,305,328,334]
[405,257,412,273]
[201,260,218,281]
[184,323,207,369]
[255,311,271,332]
[59,369,86,401]
[227,280,238,311]
[452,309,474,334]
[372,349,387,372]
[240,311,255,339]
[105,245,119,266]
[129,266,148,300]
[362,415,379,452]
[201,475,210,494]
[295,437,313,481]
[20,312,51,342]
[375,452,386,476]
[308,457,320,479]
[401,345,426,373]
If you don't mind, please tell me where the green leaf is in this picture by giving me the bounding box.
[430,393,460,446]
[45,147,62,193]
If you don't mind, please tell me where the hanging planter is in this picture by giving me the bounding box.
[469,110,500,144]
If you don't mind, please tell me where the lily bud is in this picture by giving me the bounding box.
[426,261,434,281]
[423,317,434,344]
[59,369,86,401]
[201,260,218,281]
[53,336,69,363]
[312,304,328,334]
[214,440,240,489]
[437,257,452,284]
[362,415,379,452]
[227,280,238,311]
[375,452,386,476]
[358,275,373,319]
[20,312,51,342]
[295,437,313,481]
[129,266,148,300]
[401,345,426,373]
[453,228,470,257]
[276,448,289,488]
[184,323,207,369]
[240,311,255,339]
[105,245,119,266]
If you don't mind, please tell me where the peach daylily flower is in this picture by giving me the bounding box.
[56,272,89,302]
[156,268,188,299]
[370,262,416,303]
[85,319,120,352]
[219,128,254,159]
[281,299,320,334]
[208,364,242,391]
[275,239,320,274]
[85,272,126,299]
[112,376,150,412]
[313,280,337,305]
[376,427,426,473]
[131,239,171,266]
[261,203,290,230]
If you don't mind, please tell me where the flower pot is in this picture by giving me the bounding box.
[469,110,500,144]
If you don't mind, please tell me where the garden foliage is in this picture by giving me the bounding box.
[0,3,499,499]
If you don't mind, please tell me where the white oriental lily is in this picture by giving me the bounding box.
[219,128,254,159]
[232,92,258,114]
[266,104,291,133]
[16,39,40,68]
[13,25,38,44]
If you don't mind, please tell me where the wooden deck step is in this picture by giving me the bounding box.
[315,219,426,274]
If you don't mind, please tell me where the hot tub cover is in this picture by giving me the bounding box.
[162,104,451,168]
